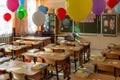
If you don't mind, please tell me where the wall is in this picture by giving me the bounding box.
[42,0,120,49]
[80,34,120,49]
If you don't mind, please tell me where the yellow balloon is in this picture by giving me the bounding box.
[54,7,59,14]
[66,0,92,22]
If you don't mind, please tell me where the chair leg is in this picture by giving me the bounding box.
[74,61,77,72]
[55,61,59,80]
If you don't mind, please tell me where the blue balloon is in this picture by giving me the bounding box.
[19,0,24,6]
[114,3,120,14]
[38,5,47,14]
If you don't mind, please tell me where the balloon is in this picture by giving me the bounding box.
[106,0,119,8]
[92,0,106,15]
[17,11,25,20]
[114,3,120,13]
[32,11,45,26]
[45,7,48,12]
[19,0,24,6]
[17,6,27,17]
[54,7,59,14]
[38,5,47,14]
[66,0,92,22]
[7,0,19,12]
[56,8,66,20]
[3,13,11,21]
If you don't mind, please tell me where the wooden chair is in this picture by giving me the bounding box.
[32,41,43,49]
[44,58,64,80]
[65,49,78,72]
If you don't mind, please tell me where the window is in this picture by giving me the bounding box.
[27,0,36,33]
[0,0,12,36]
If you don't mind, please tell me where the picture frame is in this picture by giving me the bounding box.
[101,14,117,37]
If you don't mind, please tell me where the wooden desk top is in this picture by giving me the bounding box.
[71,73,115,80]
[13,40,43,45]
[91,59,120,68]
[0,57,10,64]
[14,36,51,41]
[8,62,47,76]
[0,60,47,76]
[101,49,120,56]
[66,41,90,46]
[23,51,70,61]
[45,45,83,52]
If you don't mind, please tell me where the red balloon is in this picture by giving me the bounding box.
[56,8,66,20]
[3,13,11,22]
[106,0,119,8]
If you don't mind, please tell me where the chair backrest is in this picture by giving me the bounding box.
[44,58,55,64]
[53,49,65,53]
[44,47,53,53]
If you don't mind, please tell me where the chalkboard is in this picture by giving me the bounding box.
[60,15,101,34]
[74,15,101,34]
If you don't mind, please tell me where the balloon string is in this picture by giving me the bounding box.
[96,15,99,34]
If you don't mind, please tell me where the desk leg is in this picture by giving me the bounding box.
[55,61,59,80]
[11,50,15,60]
[74,52,77,72]
[9,72,13,80]
[94,64,97,72]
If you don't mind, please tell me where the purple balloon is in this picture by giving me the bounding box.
[92,0,106,15]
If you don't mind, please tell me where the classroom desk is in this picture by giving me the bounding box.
[23,51,70,80]
[70,73,115,80]
[101,49,120,59]
[13,40,43,49]
[14,36,51,46]
[66,41,91,62]
[45,45,83,67]
[0,57,10,64]
[0,60,47,80]
[0,45,27,59]
[91,59,120,76]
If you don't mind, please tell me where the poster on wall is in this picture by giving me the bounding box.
[101,14,117,37]
[60,15,73,32]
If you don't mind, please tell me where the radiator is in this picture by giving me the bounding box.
[0,36,12,44]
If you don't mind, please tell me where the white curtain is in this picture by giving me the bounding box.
[0,0,12,36]
[27,0,36,33]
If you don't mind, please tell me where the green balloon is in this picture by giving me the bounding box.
[17,11,25,20]
[22,9,27,16]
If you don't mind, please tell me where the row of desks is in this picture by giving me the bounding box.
[0,60,47,80]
